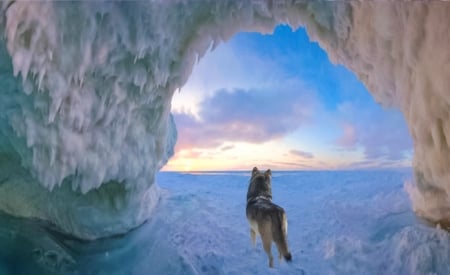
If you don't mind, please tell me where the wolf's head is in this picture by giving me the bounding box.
[247,167,272,201]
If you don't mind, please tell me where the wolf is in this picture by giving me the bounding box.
[246,167,292,268]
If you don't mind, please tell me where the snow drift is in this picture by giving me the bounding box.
[0,1,447,238]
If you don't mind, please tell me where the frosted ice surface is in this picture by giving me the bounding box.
[3,170,450,275]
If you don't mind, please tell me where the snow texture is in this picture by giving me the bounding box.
[0,1,448,237]
[4,170,450,275]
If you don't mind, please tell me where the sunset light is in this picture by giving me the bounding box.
[164,26,412,172]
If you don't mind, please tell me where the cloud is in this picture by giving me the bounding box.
[270,161,316,169]
[174,85,317,151]
[335,123,357,149]
[289,149,314,159]
[339,159,411,170]
[220,145,235,151]
[334,102,412,161]
[178,150,203,158]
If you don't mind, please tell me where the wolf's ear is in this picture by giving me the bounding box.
[252,167,259,175]
[265,169,272,177]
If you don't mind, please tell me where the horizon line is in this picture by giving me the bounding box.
[160,166,413,173]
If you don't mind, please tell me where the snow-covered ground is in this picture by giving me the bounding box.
[1,169,450,275]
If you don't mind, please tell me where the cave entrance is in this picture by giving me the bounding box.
[164,25,412,172]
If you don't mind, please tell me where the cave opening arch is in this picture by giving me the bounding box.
[167,24,412,173]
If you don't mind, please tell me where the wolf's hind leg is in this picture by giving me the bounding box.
[261,232,274,268]
[250,229,256,246]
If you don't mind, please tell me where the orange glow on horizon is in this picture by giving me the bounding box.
[160,141,366,172]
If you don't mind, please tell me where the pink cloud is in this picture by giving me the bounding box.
[289,149,314,159]
[336,123,357,148]
[173,87,316,151]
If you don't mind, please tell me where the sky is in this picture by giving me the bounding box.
[163,25,413,172]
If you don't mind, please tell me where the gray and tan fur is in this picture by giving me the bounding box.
[246,167,292,268]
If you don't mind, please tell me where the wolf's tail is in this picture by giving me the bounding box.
[273,209,292,262]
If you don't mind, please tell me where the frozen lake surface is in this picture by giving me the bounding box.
[1,169,450,275]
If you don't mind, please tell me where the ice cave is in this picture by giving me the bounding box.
[0,1,449,240]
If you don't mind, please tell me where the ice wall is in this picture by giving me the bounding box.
[0,1,447,238]
[0,1,182,239]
